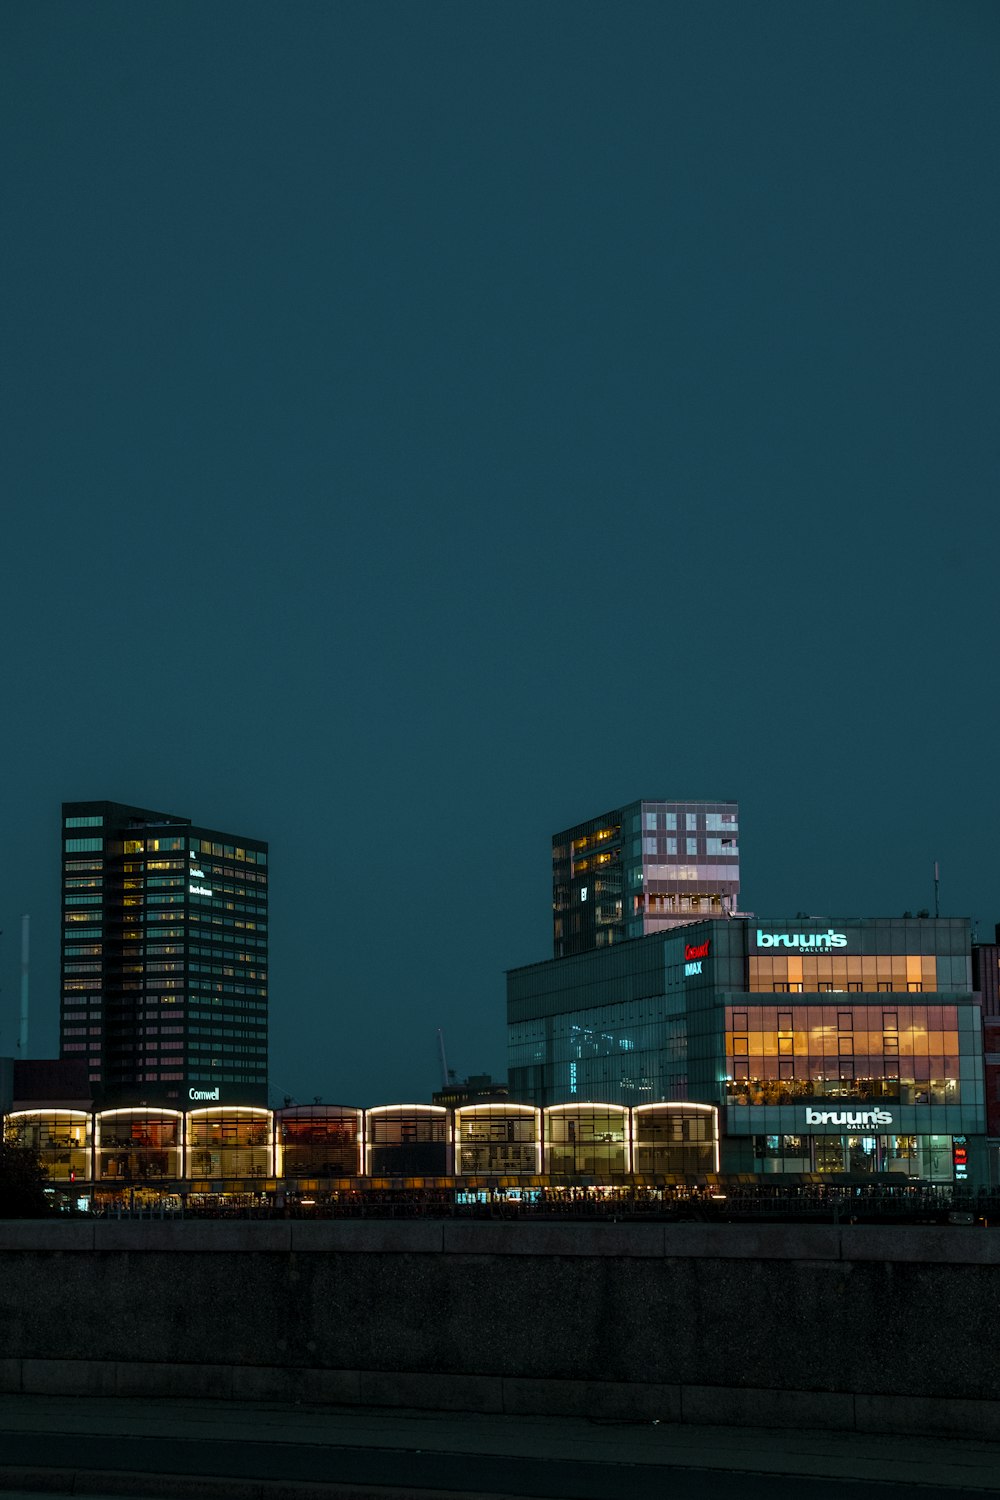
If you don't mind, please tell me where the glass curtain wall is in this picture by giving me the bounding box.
[454,1104,541,1176]
[5,1110,92,1181]
[544,1104,630,1179]
[185,1107,272,1179]
[276,1107,363,1178]
[726,1003,962,1106]
[95,1109,182,1180]
[365,1106,450,1176]
[632,1104,718,1176]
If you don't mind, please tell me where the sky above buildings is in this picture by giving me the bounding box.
[2,1,998,1105]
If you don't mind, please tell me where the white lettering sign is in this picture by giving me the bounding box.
[188,1086,220,1102]
[757,928,848,950]
[805,1106,893,1128]
[189,884,213,897]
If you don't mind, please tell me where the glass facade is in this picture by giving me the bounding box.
[544,1104,630,1179]
[552,799,740,958]
[365,1106,450,1177]
[59,800,268,1107]
[454,1104,541,1176]
[95,1109,182,1181]
[2,1101,723,1199]
[726,1002,964,1106]
[277,1107,363,1178]
[509,916,986,1184]
[186,1107,272,1180]
[633,1103,719,1176]
[5,1110,91,1182]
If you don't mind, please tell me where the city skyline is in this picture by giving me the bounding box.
[2,2,998,1105]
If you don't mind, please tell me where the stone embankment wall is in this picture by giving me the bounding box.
[2,1220,999,1440]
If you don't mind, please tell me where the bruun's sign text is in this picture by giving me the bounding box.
[757,928,848,949]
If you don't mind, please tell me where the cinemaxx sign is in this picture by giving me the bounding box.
[684,939,710,977]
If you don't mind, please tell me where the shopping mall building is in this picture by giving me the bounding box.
[507,915,987,1185]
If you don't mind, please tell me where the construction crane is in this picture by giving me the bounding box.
[436,1027,455,1090]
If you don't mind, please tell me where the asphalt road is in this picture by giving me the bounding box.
[2,1395,1000,1499]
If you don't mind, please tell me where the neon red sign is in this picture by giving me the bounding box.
[685,940,710,961]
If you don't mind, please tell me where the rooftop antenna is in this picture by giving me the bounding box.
[18,914,29,1056]
[933,862,940,920]
[436,1027,450,1090]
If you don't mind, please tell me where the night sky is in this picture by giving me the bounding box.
[2,2,998,1106]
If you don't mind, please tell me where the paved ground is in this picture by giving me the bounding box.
[2,1394,1000,1499]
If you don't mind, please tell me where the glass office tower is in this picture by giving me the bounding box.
[508,916,986,1184]
[552,799,740,958]
[60,800,268,1107]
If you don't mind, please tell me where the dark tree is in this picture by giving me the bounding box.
[0,1132,52,1217]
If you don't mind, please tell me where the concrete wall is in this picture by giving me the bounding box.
[2,1219,999,1440]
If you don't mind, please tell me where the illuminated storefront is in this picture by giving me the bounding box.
[185,1106,272,1181]
[95,1108,182,1182]
[632,1102,719,1177]
[723,921,983,1181]
[276,1106,363,1179]
[4,1099,724,1202]
[544,1103,630,1180]
[365,1105,450,1177]
[508,915,986,1185]
[454,1103,541,1177]
[5,1109,92,1182]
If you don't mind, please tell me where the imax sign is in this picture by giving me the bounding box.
[684,939,710,977]
[757,928,848,950]
[805,1106,893,1128]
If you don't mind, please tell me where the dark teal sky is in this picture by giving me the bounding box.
[2,2,998,1104]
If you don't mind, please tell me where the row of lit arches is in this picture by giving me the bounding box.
[3,1100,720,1183]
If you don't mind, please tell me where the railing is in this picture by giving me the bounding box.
[68,1182,1000,1224]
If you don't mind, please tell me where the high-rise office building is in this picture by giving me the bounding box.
[60,800,268,1107]
[552,799,740,957]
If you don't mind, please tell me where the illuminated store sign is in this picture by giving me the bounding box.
[757,929,848,950]
[953,1135,969,1182]
[684,939,710,978]
[189,1087,220,1102]
[805,1106,893,1128]
[189,884,213,897]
